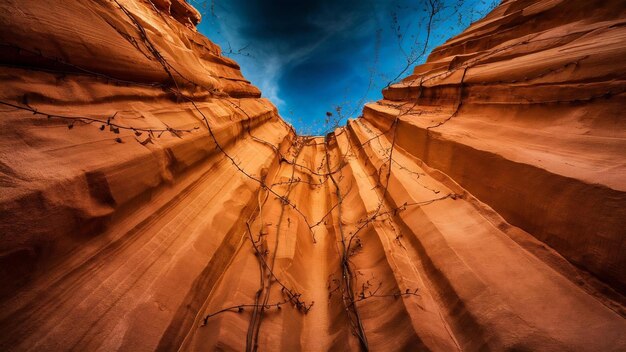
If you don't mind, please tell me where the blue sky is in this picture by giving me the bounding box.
[194,0,497,135]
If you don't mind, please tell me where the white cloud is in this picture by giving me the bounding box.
[255,56,285,107]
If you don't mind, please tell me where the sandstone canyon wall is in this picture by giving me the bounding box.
[0,0,624,351]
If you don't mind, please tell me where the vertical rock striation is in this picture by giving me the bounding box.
[0,0,624,351]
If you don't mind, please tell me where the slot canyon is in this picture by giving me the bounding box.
[0,0,625,350]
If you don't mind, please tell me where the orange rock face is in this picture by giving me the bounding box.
[0,0,624,351]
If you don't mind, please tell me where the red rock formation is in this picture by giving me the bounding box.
[0,0,624,351]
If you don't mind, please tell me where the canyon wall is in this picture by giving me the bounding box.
[0,0,624,351]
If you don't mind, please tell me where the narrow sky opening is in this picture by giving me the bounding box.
[194,0,497,135]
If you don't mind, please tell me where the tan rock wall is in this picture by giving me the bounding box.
[0,0,624,351]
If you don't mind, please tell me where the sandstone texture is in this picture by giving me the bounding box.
[0,0,624,351]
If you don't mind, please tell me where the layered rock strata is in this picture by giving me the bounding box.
[0,0,624,351]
